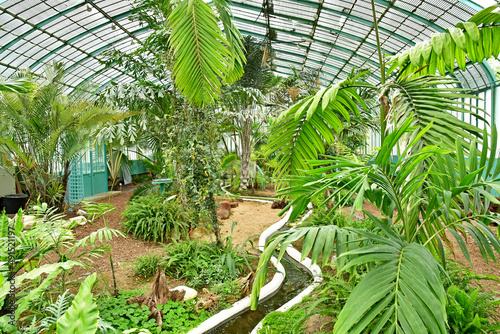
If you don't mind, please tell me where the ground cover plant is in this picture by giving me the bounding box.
[97,290,211,334]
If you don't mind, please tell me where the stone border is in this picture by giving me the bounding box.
[187,199,290,334]
[250,209,324,334]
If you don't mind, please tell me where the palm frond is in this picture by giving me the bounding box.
[334,224,447,334]
[168,0,237,106]
[387,5,500,77]
[265,72,373,187]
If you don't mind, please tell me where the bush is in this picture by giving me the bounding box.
[190,263,239,289]
[133,253,163,278]
[97,290,211,334]
[446,285,500,333]
[162,238,253,288]
[122,195,189,243]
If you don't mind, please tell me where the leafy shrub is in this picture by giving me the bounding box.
[446,285,500,333]
[211,280,243,312]
[190,263,239,289]
[97,290,211,334]
[122,195,189,243]
[133,253,163,278]
[162,238,253,288]
[258,310,306,334]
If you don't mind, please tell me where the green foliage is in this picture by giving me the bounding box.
[446,285,500,334]
[56,273,99,334]
[0,62,123,210]
[133,253,163,278]
[388,5,500,77]
[258,310,306,334]
[190,263,239,289]
[265,70,370,187]
[162,238,252,288]
[167,0,244,106]
[122,195,189,243]
[97,291,210,334]
[97,291,159,333]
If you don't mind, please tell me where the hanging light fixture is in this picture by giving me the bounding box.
[86,4,92,12]
[111,24,116,30]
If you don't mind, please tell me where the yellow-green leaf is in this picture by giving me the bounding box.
[448,27,467,51]
[431,33,446,57]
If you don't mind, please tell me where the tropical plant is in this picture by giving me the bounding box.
[162,235,253,287]
[0,261,81,332]
[97,290,211,334]
[250,5,500,333]
[0,62,123,210]
[0,75,35,94]
[446,284,500,333]
[56,273,100,334]
[122,194,190,243]
[133,253,163,278]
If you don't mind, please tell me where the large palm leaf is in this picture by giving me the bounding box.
[334,220,447,334]
[387,5,500,77]
[168,0,244,106]
[265,71,372,186]
[386,75,485,154]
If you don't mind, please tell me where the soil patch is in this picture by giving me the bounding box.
[219,200,281,247]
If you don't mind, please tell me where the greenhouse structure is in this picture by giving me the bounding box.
[0,0,500,333]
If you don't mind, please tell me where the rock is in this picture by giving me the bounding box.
[69,216,87,226]
[303,314,334,334]
[229,202,238,208]
[217,209,230,219]
[171,286,198,301]
[22,215,37,229]
[235,197,244,202]
[76,209,87,216]
[219,201,232,211]
[189,225,211,239]
[61,220,73,229]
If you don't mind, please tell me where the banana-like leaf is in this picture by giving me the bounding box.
[0,261,80,310]
[56,273,98,334]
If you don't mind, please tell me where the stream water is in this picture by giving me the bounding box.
[211,257,312,334]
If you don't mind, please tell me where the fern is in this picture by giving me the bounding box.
[39,290,73,332]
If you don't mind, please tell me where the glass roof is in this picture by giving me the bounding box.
[0,0,498,94]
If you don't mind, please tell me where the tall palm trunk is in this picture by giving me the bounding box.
[239,118,252,190]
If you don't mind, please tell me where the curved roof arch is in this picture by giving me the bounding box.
[0,0,498,95]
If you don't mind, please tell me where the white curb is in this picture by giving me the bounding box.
[250,209,323,334]
[187,200,290,334]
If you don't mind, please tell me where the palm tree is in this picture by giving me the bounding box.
[250,4,500,333]
[0,62,124,210]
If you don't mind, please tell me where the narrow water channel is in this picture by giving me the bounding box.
[212,256,312,334]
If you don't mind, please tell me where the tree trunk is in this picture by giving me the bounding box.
[207,192,222,248]
[127,265,185,327]
[239,120,252,190]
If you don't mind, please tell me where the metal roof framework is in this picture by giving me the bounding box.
[0,0,498,96]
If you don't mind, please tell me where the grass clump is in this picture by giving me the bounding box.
[162,238,253,288]
[133,253,163,278]
[122,194,189,243]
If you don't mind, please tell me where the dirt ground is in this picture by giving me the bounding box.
[218,200,281,247]
[59,189,281,293]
